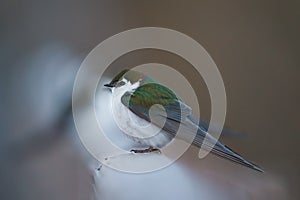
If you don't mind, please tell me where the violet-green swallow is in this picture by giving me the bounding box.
[104,69,263,172]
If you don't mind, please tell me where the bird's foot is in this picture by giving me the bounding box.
[130,146,161,154]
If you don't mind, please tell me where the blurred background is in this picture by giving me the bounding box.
[1,0,299,199]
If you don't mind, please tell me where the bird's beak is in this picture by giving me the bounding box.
[104,83,114,88]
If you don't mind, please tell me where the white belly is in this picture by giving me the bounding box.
[111,82,172,148]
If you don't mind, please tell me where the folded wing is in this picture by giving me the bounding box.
[121,83,263,172]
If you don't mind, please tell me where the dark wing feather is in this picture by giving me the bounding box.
[121,82,263,172]
[121,83,191,132]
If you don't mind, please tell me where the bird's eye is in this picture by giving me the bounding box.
[116,81,125,87]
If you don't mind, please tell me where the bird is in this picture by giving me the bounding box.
[104,69,263,172]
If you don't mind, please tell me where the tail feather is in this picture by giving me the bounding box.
[192,128,264,172]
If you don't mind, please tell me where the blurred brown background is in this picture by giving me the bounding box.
[1,0,299,200]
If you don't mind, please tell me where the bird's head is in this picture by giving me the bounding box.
[104,69,152,91]
[104,69,130,89]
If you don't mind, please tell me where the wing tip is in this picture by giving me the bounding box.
[243,159,264,173]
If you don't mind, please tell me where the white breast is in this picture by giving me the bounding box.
[111,79,172,148]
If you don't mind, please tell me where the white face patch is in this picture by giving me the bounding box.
[112,78,139,96]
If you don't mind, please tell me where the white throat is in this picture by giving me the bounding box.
[111,78,139,98]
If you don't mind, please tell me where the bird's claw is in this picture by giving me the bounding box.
[130,147,161,154]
